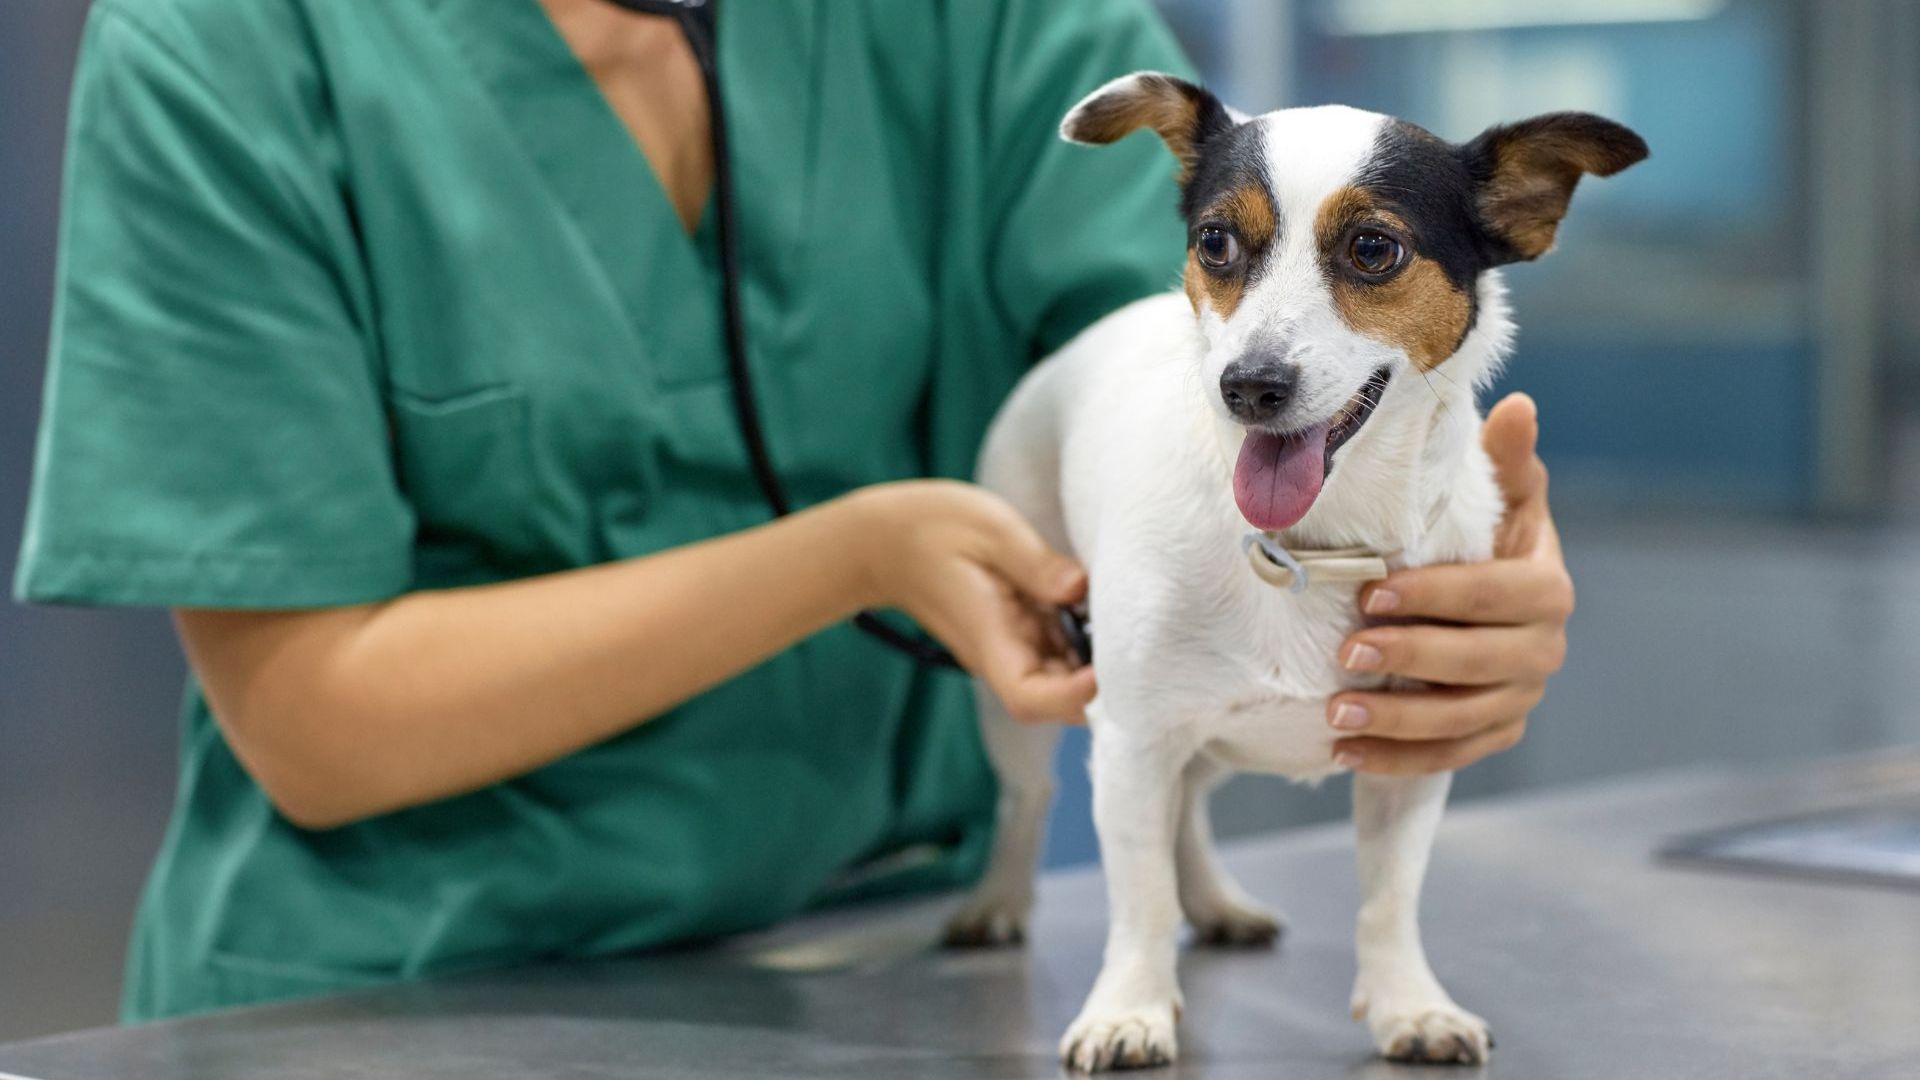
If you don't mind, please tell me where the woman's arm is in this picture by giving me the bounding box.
[1326,393,1575,773]
[179,481,1092,830]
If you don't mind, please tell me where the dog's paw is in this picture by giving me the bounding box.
[1185,893,1284,948]
[940,897,1029,948]
[1354,994,1492,1066]
[1059,1001,1179,1072]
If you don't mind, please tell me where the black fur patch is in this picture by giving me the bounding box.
[1350,120,1494,346]
[1182,83,1238,167]
[1182,120,1276,285]
[1181,119,1267,223]
[1359,112,1646,299]
[1355,120,1489,291]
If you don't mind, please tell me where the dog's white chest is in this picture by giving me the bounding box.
[1164,581,1372,782]
[1200,689,1348,781]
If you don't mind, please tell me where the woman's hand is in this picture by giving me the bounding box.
[1326,393,1572,774]
[847,481,1095,724]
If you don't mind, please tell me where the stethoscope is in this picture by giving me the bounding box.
[600,0,1095,670]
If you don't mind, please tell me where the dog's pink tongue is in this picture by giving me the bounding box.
[1233,424,1330,531]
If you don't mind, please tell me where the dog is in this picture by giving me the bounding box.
[941,72,1646,1071]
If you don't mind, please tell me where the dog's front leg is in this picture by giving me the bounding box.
[1350,771,1492,1064]
[1060,730,1187,1072]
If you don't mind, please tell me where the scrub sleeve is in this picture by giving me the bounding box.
[18,5,409,607]
[16,0,1192,1021]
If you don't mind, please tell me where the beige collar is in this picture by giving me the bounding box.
[1241,494,1448,592]
[1242,535,1392,592]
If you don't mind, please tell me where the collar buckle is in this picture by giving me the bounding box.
[1242,532,1394,592]
[1242,532,1313,592]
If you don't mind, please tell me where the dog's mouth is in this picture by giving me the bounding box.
[1231,368,1393,532]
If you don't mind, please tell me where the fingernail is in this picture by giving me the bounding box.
[1342,642,1383,671]
[1334,750,1365,770]
[1054,565,1083,594]
[1330,703,1371,730]
[1363,588,1400,615]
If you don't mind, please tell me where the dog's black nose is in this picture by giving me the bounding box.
[1220,359,1299,425]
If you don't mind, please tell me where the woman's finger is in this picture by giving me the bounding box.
[1482,392,1544,507]
[1340,622,1565,685]
[1327,681,1543,742]
[984,644,1096,725]
[1358,556,1573,627]
[1333,716,1527,775]
[962,580,1094,723]
[973,498,1088,607]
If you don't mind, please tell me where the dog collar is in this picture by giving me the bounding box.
[1241,533,1392,593]
[1240,492,1449,593]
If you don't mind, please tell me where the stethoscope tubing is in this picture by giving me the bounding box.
[597,0,967,669]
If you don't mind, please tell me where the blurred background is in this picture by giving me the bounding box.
[3,0,1917,1043]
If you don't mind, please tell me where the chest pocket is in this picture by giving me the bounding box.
[389,383,540,582]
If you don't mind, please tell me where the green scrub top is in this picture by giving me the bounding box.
[16,0,1187,1022]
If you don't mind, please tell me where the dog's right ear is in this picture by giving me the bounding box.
[1061,72,1234,180]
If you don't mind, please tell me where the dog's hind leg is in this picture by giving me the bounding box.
[946,357,1075,949]
[1059,729,1187,1072]
[942,685,1061,947]
[1349,771,1492,1064]
[1175,757,1282,946]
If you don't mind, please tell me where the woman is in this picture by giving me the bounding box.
[16,0,1572,1021]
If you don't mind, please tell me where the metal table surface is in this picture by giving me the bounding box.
[4,755,1918,1080]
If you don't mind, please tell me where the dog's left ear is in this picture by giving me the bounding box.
[1061,72,1234,181]
[1461,112,1649,264]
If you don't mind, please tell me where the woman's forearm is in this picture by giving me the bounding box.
[178,496,887,829]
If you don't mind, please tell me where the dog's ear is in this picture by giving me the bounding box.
[1061,72,1234,181]
[1461,112,1648,264]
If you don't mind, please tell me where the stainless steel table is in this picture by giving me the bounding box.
[4,755,1918,1079]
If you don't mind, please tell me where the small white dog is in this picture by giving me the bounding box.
[943,73,1645,1071]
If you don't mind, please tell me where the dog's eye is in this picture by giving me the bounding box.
[1348,231,1403,275]
[1196,226,1240,271]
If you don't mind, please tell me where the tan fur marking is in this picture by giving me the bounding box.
[1216,182,1277,250]
[1067,76,1206,179]
[1314,186,1472,371]
[1479,154,1580,258]
[1313,187,1377,252]
[1182,182,1272,320]
[1185,248,1244,320]
[1476,117,1648,260]
[1338,258,1473,371]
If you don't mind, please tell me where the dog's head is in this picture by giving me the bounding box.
[1063,74,1646,532]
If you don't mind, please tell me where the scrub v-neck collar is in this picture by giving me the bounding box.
[425,0,821,368]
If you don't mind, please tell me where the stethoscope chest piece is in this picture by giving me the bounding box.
[1058,605,1093,666]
